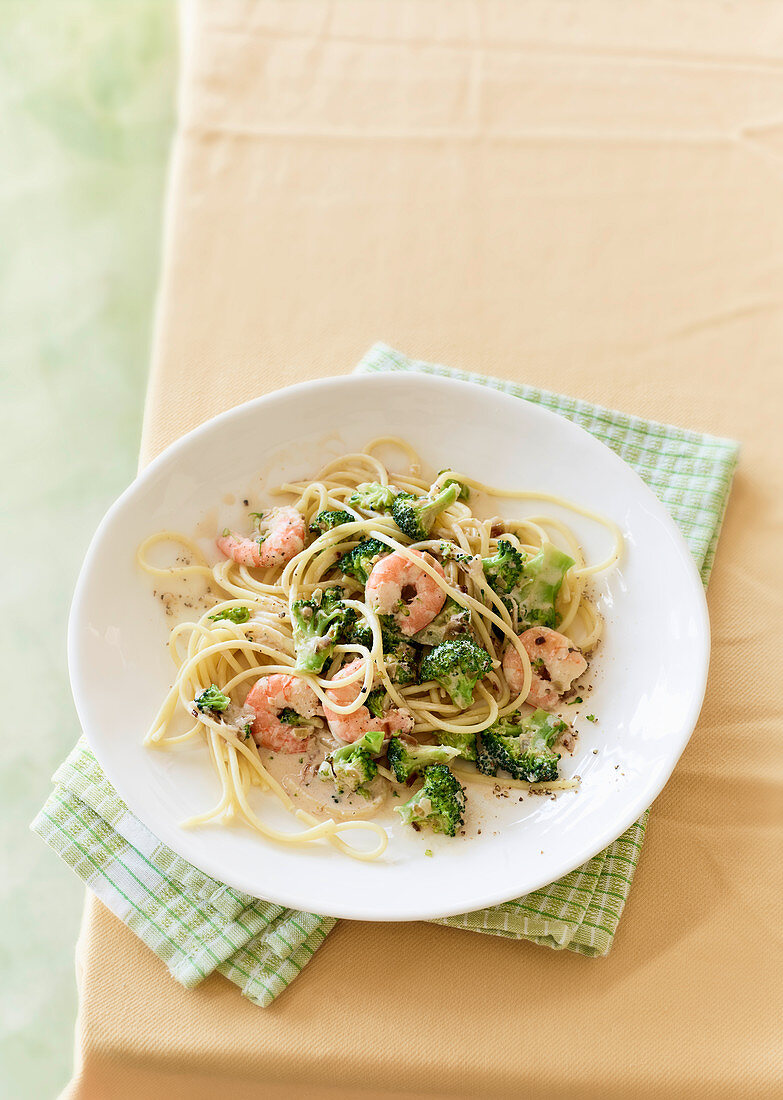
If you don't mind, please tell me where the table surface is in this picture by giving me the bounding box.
[65,2,783,1097]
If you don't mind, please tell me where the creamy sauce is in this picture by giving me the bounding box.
[260,740,390,821]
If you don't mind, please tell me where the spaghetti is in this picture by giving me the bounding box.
[140,438,622,861]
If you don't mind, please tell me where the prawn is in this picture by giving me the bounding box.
[245,673,321,753]
[503,626,587,710]
[217,506,306,569]
[323,658,414,743]
[364,549,447,638]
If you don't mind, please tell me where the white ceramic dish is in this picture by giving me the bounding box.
[69,373,709,921]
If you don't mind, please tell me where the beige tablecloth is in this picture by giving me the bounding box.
[64,2,783,1096]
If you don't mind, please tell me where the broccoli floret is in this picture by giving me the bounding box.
[383,639,419,685]
[477,541,573,626]
[291,586,356,673]
[395,763,466,837]
[419,638,493,709]
[365,687,388,719]
[278,707,320,728]
[413,597,472,645]
[515,543,574,629]
[337,538,389,584]
[347,621,374,650]
[194,685,230,713]
[391,483,459,541]
[317,730,385,794]
[437,470,470,501]
[477,709,566,783]
[347,620,419,685]
[481,540,528,599]
[320,747,376,794]
[348,614,396,650]
[309,510,353,534]
[435,730,477,761]
[208,606,251,624]
[378,615,408,645]
[347,483,398,513]
[386,737,461,782]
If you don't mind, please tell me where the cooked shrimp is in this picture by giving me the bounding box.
[503,626,587,710]
[217,506,306,569]
[323,659,414,743]
[364,549,446,638]
[245,673,321,753]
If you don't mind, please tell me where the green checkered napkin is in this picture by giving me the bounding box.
[32,344,738,1004]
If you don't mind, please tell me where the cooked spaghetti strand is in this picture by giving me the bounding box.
[139,440,621,861]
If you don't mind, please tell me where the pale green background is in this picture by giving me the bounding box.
[0,3,176,1095]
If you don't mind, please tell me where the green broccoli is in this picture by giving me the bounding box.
[478,541,573,626]
[386,737,461,782]
[384,639,419,685]
[309,510,354,535]
[394,763,466,837]
[419,638,493,709]
[515,543,574,629]
[347,614,397,650]
[435,729,477,761]
[317,730,385,794]
[365,687,388,719]
[347,621,374,650]
[477,709,567,783]
[208,606,251,624]
[391,483,459,540]
[194,685,230,713]
[347,482,398,513]
[481,540,528,599]
[337,538,389,584]
[377,614,407,646]
[412,597,472,645]
[291,586,356,673]
[278,707,320,728]
[347,620,419,685]
[437,470,470,501]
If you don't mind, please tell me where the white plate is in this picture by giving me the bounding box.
[69,373,709,921]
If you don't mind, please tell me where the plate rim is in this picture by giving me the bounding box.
[68,371,711,920]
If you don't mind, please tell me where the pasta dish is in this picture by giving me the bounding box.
[139,439,622,861]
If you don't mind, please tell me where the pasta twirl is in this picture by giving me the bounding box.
[139,438,622,861]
